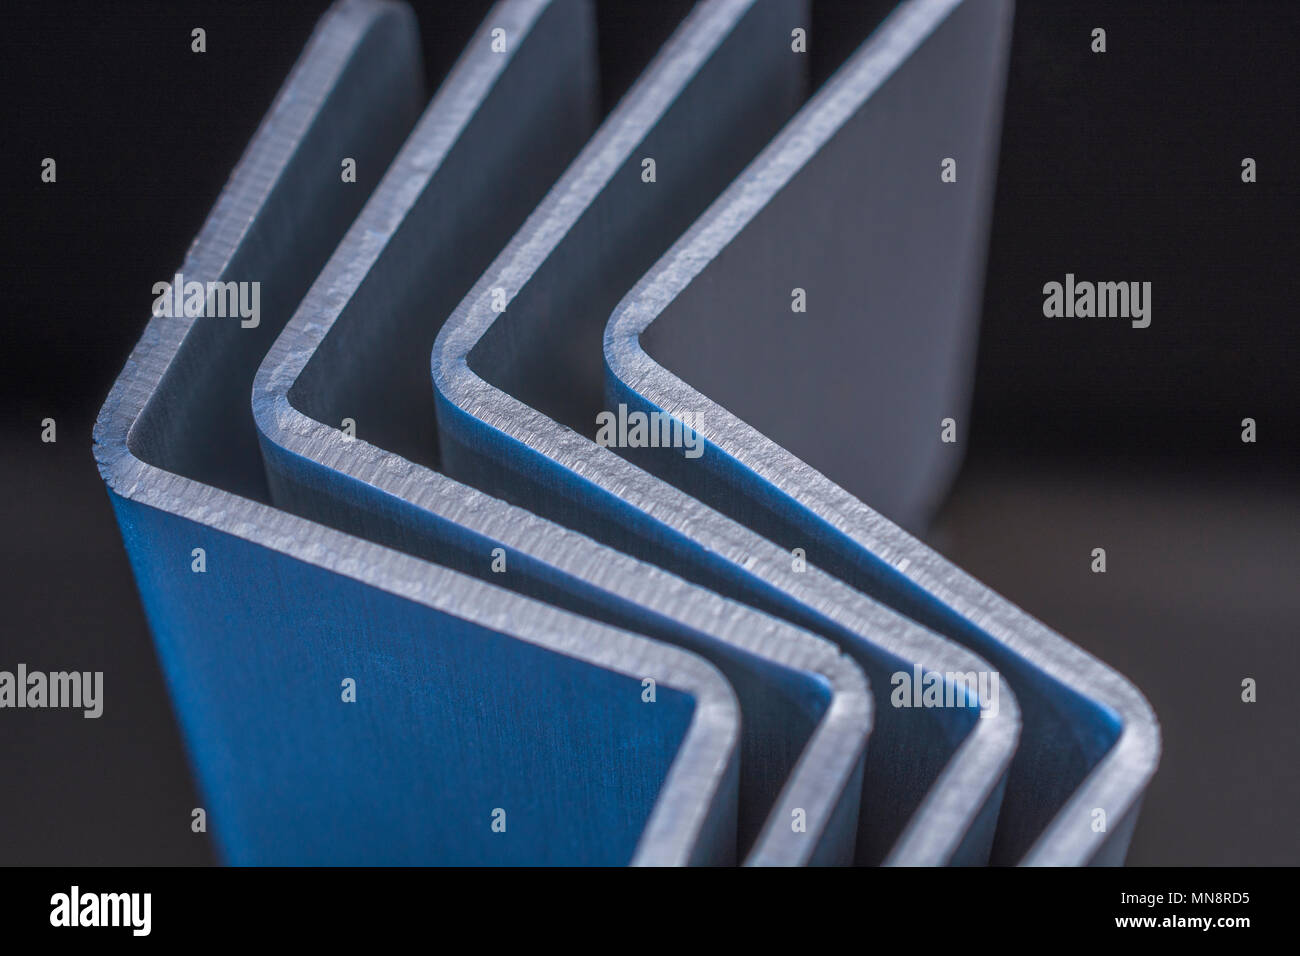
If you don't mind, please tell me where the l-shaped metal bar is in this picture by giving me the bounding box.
[94,0,741,866]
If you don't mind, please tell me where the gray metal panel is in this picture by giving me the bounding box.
[605,0,1161,864]
[94,0,741,866]
[431,0,1021,865]
[635,0,1008,534]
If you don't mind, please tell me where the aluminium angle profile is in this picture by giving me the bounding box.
[253,0,871,866]
[93,0,740,866]
[431,0,1021,865]
[604,0,1161,864]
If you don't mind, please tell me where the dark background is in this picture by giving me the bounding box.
[1,1,1296,865]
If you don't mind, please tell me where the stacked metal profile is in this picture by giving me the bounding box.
[95,0,1159,865]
